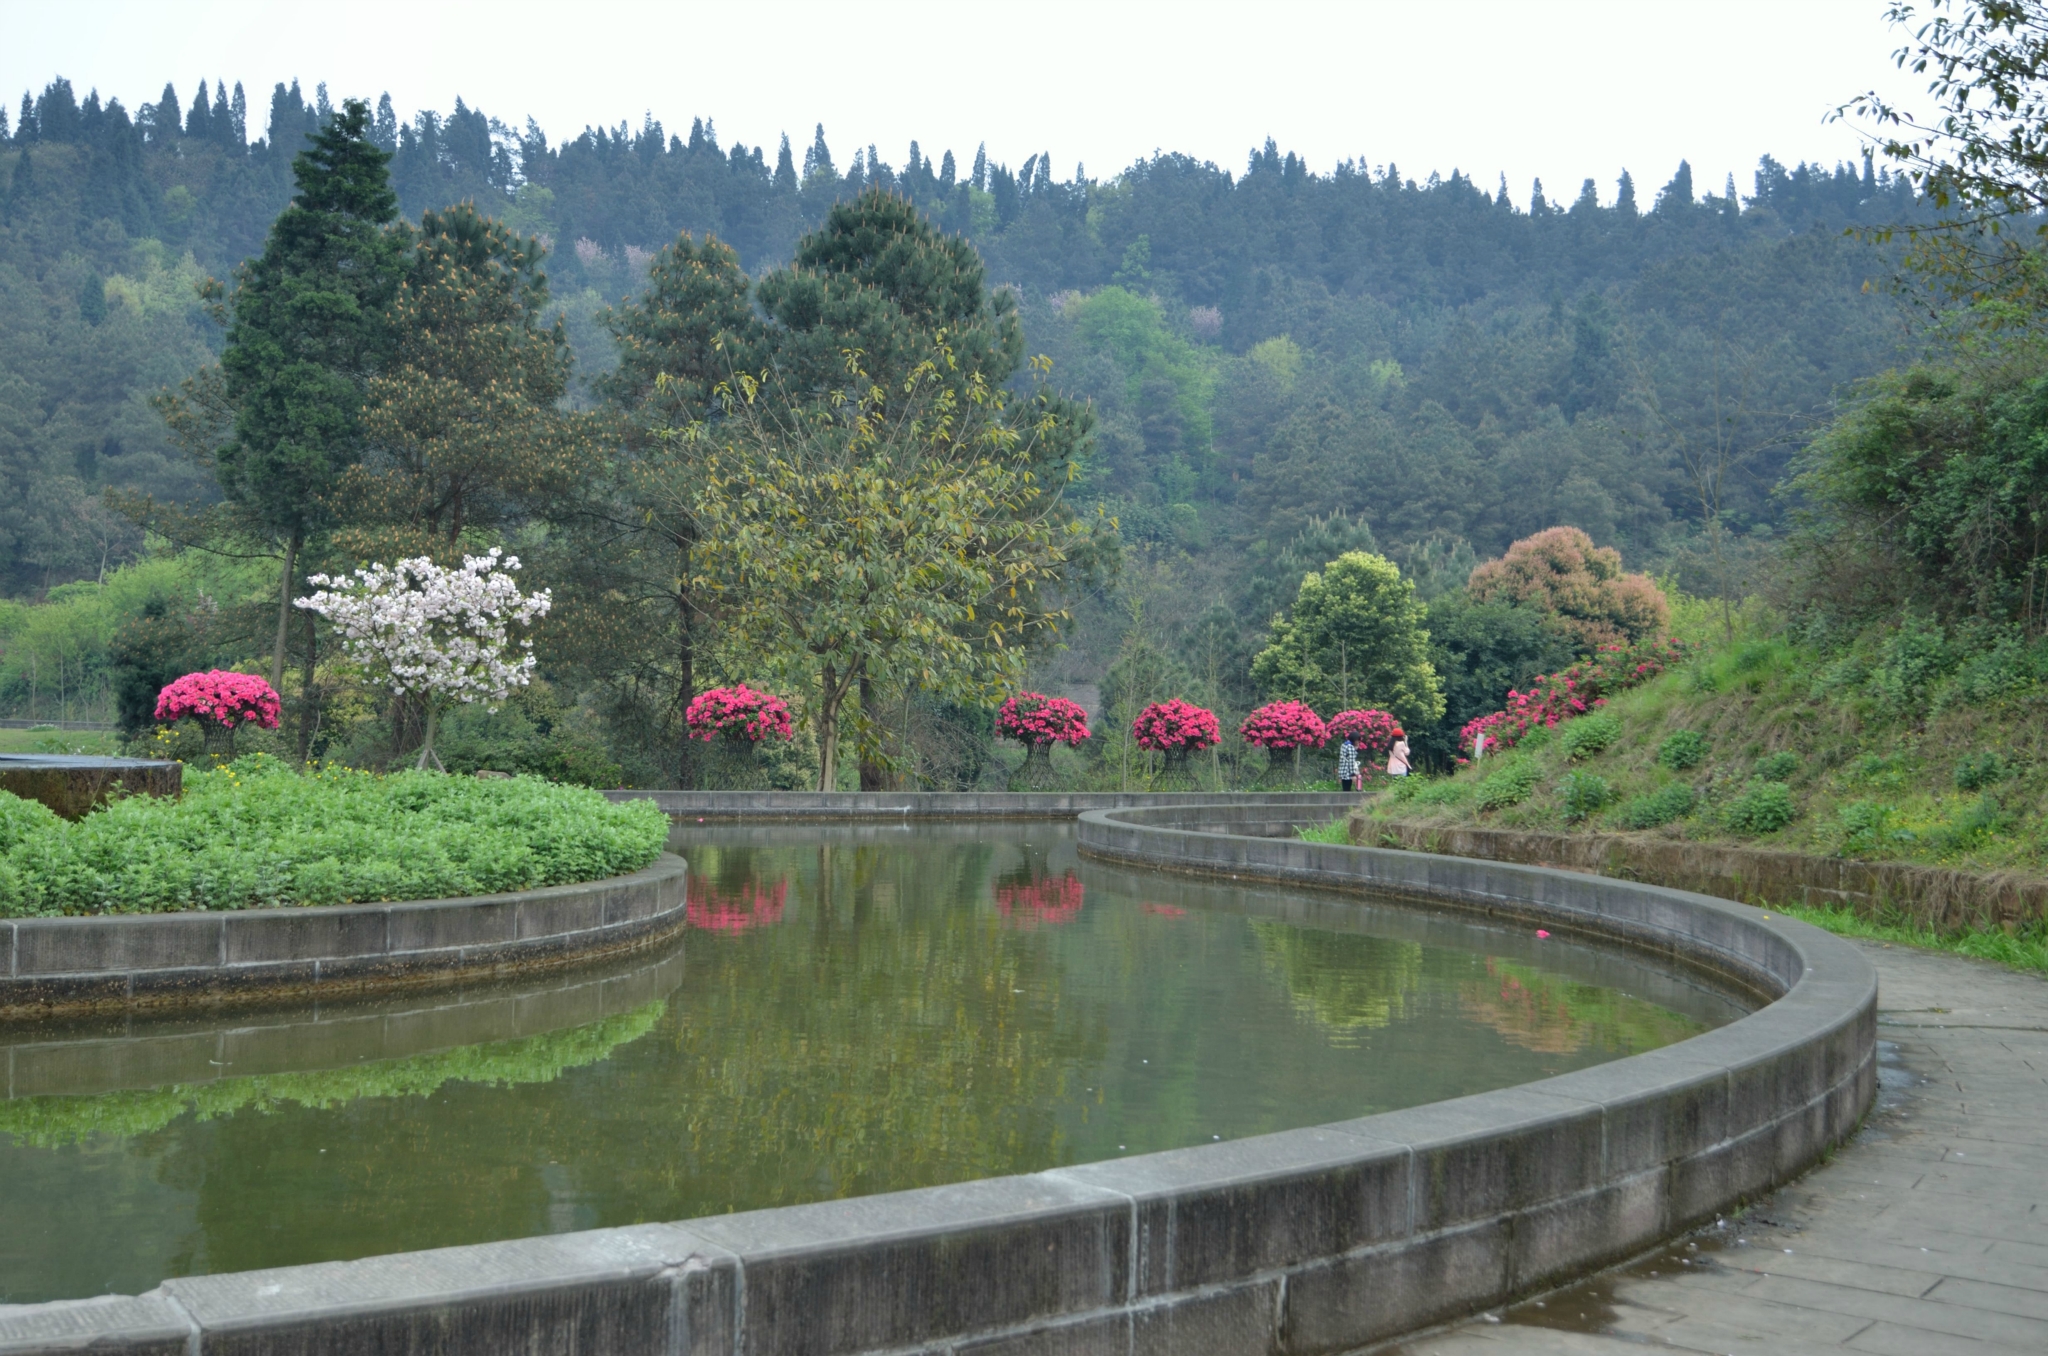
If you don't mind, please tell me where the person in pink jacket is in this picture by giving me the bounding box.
[1386,729,1411,777]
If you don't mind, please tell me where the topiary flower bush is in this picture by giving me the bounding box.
[996,692,1092,788]
[154,671,281,760]
[685,685,795,742]
[1240,700,1327,781]
[1132,699,1221,783]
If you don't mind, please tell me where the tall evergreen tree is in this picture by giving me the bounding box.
[154,82,180,139]
[214,97,408,690]
[185,80,212,140]
[773,133,796,191]
[1615,169,1638,218]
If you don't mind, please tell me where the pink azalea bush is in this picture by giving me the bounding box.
[155,671,281,730]
[1239,700,1328,751]
[685,685,795,742]
[1132,699,1222,753]
[1458,637,1689,757]
[1327,708,1401,765]
[996,692,1092,746]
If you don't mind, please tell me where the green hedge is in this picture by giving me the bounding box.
[0,757,669,917]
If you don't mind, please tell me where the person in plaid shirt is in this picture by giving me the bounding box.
[1336,735,1360,792]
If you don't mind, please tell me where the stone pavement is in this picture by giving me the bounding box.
[1396,940,2048,1356]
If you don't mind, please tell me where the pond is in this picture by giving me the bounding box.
[0,822,1748,1303]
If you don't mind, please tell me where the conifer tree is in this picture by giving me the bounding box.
[773,133,796,191]
[972,143,986,190]
[154,82,180,137]
[212,97,408,690]
[185,80,211,140]
[1615,169,1638,218]
[228,81,247,146]
[802,123,834,182]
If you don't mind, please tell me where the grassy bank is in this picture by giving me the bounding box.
[1368,628,2048,874]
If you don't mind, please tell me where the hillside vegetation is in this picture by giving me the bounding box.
[1370,602,2048,874]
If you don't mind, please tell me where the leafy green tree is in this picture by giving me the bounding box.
[688,354,1083,790]
[1416,590,1577,765]
[1251,551,1445,729]
[342,202,584,560]
[209,97,407,690]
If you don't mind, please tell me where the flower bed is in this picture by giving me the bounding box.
[0,757,669,918]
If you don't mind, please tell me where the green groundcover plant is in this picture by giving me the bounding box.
[0,756,669,917]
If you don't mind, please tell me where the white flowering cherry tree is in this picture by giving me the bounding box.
[296,548,552,770]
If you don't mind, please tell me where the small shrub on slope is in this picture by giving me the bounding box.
[1560,713,1621,761]
[1477,761,1539,810]
[1561,771,1612,821]
[1620,783,1695,831]
[1724,779,1796,836]
[1657,730,1707,771]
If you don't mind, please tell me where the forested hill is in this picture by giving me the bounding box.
[1,73,1924,597]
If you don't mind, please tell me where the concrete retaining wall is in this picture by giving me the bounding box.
[0,803,1876,1355]
[1362,815,2048,933]
[612,789,1361,820]
[0,854,690,1020]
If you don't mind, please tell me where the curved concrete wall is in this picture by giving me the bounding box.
[0,805,1876,1355]
[612,789,1362,820]
[0,854,690,1019]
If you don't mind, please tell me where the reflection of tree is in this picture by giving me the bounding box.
[993,869,1085,928]
[1458,957,1703,1056]
[0,1003,665,1151]
[1250,921,1423,1043]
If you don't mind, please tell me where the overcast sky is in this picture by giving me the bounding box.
[6,0,1927,209]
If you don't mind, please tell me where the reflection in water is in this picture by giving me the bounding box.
[0,1005,664,1151]
[1458,957,1703,1056]
[685,874,789,932]
[1251,920,1424,1044]
[0,825,1739,1304]
[994,869,1085,927]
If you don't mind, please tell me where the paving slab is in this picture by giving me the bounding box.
[1397,941,2048,1356]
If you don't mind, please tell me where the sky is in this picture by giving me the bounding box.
[4,0,1929,208]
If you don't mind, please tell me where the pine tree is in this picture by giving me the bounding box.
[773,133,796,191]
[1656,160,1694,213]
[213,97,408,690]
[15,92,31,143]
[1615,169,1638,218]
[939,149,956,190]
[1530,178,1548,214]
[803,123,833,182]
[185,79,212,140]
[972,142,986,190]
[154,82,180,139]
[228,81,248,147]
[372,93,397,150]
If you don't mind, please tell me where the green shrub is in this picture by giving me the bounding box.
[0,757,670,918]
[1516,725,1553,752]
[1559,713,1621,761]
[1724,779,1796,835]
[1296,817,1351,844]
[1619,782,1695,830]
[1476,761,1540,810]
[1406,778,1473,808]
[1955,751,2006,791]
[1753,750,1801,782]
[1837,800,1896,854]
[1657,730,1708,771]
[1928,794,2006,854]
[1560,771,1612,821]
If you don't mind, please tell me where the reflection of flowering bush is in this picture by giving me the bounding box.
[1132,699,1221,753]
[1327,709,1400,765]
[994,871,1085,927]
[686,685,795,742]
[155,671,281,730]
[296,549,551,769]
[996,692,1091,746]
[1458,637,1689,756]
[1239,700,1328,751]
[686,875,789,932]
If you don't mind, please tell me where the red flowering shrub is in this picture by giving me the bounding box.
[155,671,281,730]
[1239,700,1328,751]
[1458,637,1689,754]
[995,871,1086,927]
[996,692,1091,746]
[1132,699,1222,753]
[1327,708,1401,764]
[685,685,794,742]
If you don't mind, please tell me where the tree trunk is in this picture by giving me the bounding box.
[815,661,841,792]
[414,704,444,771]
[675,536,698,789]
[270,529,301,695]
[296,604,318,765]
[857,666,889,791]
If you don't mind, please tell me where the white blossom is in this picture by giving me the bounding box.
[295,550,551,767]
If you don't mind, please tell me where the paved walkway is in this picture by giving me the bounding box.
[1397,940,2048,1356]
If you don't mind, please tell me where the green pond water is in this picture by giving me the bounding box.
[0,823,1747,1303]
